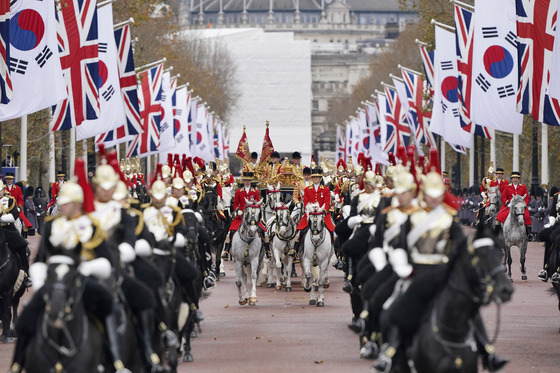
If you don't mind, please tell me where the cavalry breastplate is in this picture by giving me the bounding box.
[357,191,381,223]
[408,208,453,265]
[49,215,94,256]
[144,205,174,242]
[93,201,122,237]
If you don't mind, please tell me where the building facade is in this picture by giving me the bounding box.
[176,0,417,156]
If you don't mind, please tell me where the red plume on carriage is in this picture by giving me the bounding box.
[74,158,95,213]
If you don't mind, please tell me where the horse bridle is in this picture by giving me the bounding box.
[308,211,326,248]
[274,205,296,243]
[266,190,280,211]
[239,205,260,244]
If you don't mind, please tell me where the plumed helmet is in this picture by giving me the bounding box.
[161,165,172,179]
[487,161,495,174]
[112,181,129,201]
[422,171,446,199]
[172,176,185,190]
[58,181,84,205]
[393,168,417,194]
[183,170,194,183]
[336,159,346,172]
[150,180,167,200]
[92,164,120,190]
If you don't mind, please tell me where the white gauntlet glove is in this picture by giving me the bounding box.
[118,242,136,263]
[347,216,362,229]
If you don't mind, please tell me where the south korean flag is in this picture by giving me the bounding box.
[471,0,523,134]
[0,0,66,119]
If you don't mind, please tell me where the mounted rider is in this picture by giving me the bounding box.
[490,167,508,194]
[372,150,508,373]
[4,172,32,233]
[9,160,131,373]
[294,167,336,253]
[0,180,32,288]
[221,171,268,260]
[480,162,496,208]
[495,171,532,237]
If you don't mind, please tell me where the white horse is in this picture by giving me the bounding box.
[270,201,297,291]
[503,194,528,281]
[231,201,263,306]
[485,185,501,227]
[301,203,333,307]
[264,183,282,224]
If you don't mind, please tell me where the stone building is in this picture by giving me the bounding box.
[175,0,418,157]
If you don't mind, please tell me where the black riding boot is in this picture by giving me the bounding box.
[474,313,509,372]
[343,258,354,293]
[7,332,31,373]
[526,226,532,240]
[138,309,167,373]
[105,313,131,373]
[221,236,232,260]
[494,224,502,237]
[372,326,401,372]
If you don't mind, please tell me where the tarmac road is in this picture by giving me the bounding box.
[0,232,558,372]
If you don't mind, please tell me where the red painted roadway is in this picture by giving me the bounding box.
[0,233,558,372]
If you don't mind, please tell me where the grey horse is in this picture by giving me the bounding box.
[503,194,528,281]
[231,201,263,306]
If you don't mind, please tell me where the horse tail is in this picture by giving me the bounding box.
[547,285,560,298]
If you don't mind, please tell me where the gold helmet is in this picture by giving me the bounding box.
[487,161,495,174]
[393,168,417,194]
[0,180,4,191]
[58,181,84,205]
[150,180,167,200]
[112,181,129,201]
[92,164,120,190]
[346,156,354,172]
[422,171,446,199]
[363,171,384,187]
[172,176,185,190]
[183,170,194,183]
[161,165,172,180]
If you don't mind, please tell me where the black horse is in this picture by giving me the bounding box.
[0,228,24,343]
[199,185,230,278]
[384,225,514,373]
[24,262,104,373]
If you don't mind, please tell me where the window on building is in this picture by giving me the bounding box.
[312,100,319,111]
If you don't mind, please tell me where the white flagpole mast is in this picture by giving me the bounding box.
[469,132,474,186]
[69,127,76,176]
[490,129,496,167]
[20,116,27,183]
[513,133,519,171]
[83,140,88,172]
[441,140,446,173]
[542,123,548,185]
[49,119,55,184]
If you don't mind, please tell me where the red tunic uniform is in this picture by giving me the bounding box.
[47,180,64,209]
[296,184,335,232]
[6,184,32,228]
[229,187,266,231]
[490,177,509,195]
[496,183,532,225]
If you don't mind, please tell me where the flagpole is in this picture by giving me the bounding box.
[135,58,167,74]
[469,132,474,187]
[490,129,496,168]
[441,140,446,174]
[97,0,115,9]
[513,133,519,172]
[83,140,88,173]
[542,123,548,185]
[114,18,134,30]
[389,73,404,83]
[20,116,27,184]
[69,127,76,176]
[415,39,431,47]
[49,119,55,185]
[449,0,475,11]
[430,19,455,32]
[398,64,423,76]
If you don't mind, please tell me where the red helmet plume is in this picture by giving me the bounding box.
[167,154,173,169]
[396,145,407,166]
[97,144,107,165]
[388,152,396,166]
[429,148,441,174]
[75,158,95,213]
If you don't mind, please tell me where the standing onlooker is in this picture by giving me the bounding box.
[23,187,38,236]
[33,186,48,235]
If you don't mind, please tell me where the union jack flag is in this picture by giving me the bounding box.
[336,125,346,162]
[454,4,493,138]
[95,25,142,147]
[401,70,436,148]
[52,0,100,131]
[418,42,435,96]
[516,0,560,126]
[126,64,163,157]
[0,0,12,104]
[171,77,179,137]
[384,85,411,152]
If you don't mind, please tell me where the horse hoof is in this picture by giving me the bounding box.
[309,299,316,306]
[275,285,282,290]
[249,297,258,306]
[290,271,297,278]
[304,287,311,293]
[267,283,275,288]
[219,272,226,277]
[314,285,319,291]
[324,282,330,289]
[0,335,14,343]
[521,275,527,281]
[182,353,194,363]
[239,298,248,306]
[316,301,324,307]
[286,286,292,292]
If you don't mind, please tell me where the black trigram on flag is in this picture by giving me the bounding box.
[482,26,499,38]
[10,58,28,74]
[98,42,108,53]
[35,46,53,68]
[505,31,518,48]
[452,108,460,118]
[497,84,515,98]
[442,101,448,113]
[475,74,491,92]
[441,60,453,71]
[102,85,116,101]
